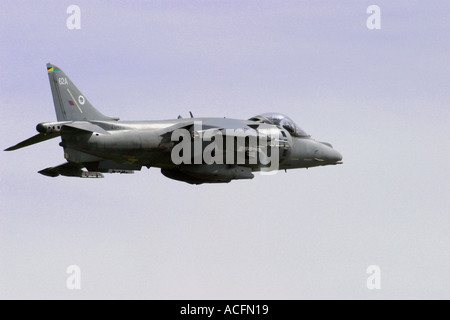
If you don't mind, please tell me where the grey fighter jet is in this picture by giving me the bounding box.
[5,63,342,184]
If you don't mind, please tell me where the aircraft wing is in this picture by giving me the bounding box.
[155,118,256,149]
[158,118,257,136]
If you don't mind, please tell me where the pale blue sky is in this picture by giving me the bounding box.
[1,1,449,299]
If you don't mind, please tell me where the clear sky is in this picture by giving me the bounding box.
[0,0,449,299]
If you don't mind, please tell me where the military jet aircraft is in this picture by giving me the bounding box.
[5,63,342,184]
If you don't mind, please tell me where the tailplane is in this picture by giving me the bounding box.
[47,63,118,122]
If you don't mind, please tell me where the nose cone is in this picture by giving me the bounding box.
[318,142,342,164]
[323,147,342,163]
[327,148,343,163]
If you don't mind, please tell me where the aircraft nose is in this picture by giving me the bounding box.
[324,147,342,163]
[319,143,343,163]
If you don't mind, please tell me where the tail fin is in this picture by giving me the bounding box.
[47,63,118,121]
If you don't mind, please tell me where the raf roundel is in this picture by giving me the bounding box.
[78,95,85,105]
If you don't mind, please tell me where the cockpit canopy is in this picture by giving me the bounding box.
[249,113,310,138]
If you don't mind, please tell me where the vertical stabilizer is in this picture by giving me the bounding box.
[47,63,117,121]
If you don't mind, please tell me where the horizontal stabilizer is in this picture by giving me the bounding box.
[39,162,104,178]
[4,132,60,151]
